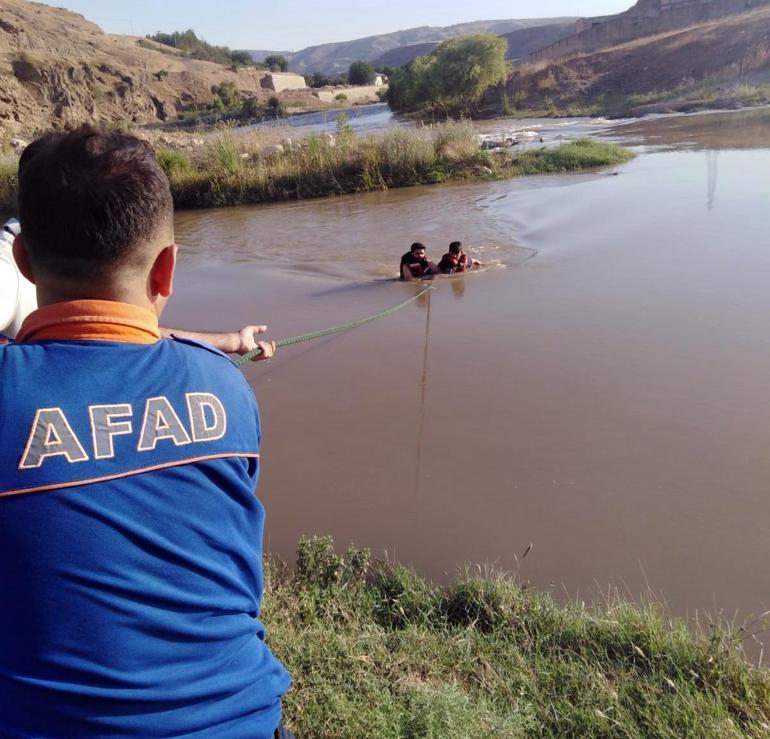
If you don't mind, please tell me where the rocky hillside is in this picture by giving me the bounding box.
[500,22,577,62]
[370,42,439,70]
[371,21,577,69]
[0,0,314,140]
[287,18,577,74]
[497,3,770,115]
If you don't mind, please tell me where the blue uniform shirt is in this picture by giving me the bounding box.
[0,302,290,738]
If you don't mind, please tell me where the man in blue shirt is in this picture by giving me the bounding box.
[0,127,292,737]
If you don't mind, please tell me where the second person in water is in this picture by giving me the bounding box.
[438,241,483,274]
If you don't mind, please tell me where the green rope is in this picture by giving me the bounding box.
[233,285,434,367]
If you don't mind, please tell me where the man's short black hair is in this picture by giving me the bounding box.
[18,125,173,280]
[410,242,425,252]
[449,241,462,254]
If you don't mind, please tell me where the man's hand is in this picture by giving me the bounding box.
[232,325,276,362]
[160,325,277,362]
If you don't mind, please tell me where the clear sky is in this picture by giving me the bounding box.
[49,0,633,51]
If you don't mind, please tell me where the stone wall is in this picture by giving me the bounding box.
[530,0,770,62]
[260,73,307,92]
[312,85,381,104]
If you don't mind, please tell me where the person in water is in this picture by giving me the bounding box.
[438,241,482,274]
[400,241,437,281]
[0,126,293,738]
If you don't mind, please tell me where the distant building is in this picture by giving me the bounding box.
[260,73,307,93]
[374,73,388,87]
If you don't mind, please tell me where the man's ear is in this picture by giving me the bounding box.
[149,244,177,299]
[12,235,36,285]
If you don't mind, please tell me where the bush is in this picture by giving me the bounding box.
[310,72,347,88]
[267,96,286,118]
[207,135,240,174]
[371,563,439,629]
[432,119,477,160]
[264,54,288,73]
[334,93,348,103]
[348,60,375,86]
[0,154,19,213]
[242,97,264,119]
[335,112,355,148]
[296,535,370,591]
[211,81,242,113]
[156,148,192,177]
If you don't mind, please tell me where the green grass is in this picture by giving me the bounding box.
[0,153,18,215]
[508,139,635,175]
[264,536,770,738]
[156,148,193,177]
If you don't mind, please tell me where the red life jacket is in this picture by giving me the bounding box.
[456,254,471,272]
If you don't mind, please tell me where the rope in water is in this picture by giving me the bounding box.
[233,284,434,367]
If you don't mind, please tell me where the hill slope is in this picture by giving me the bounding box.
[371,21,577,69]
[500,22,577,62]
[498,4,770,115]
[0,0,291,139]
[288,18,577,74]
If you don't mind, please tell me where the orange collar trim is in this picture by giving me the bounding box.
[17,300,161,344]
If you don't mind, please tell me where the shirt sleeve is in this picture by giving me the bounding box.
[0,250,20,336]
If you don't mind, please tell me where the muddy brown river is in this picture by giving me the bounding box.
[167,109,770,652]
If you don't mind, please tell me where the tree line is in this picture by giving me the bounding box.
[147,29,260,68]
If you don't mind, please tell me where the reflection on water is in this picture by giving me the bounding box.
[166,108,770,656]
[706,150,718,211]
[414,289,432,493]
[608,106,770,150]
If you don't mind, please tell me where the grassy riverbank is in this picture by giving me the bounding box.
[0,123,633,214]
[265,537,770,738]
[162,125,633,209]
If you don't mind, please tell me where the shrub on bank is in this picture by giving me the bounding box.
[509,138,635,175]
[265,536,770,738]
[0,153,18,213]
[156,148,192,177]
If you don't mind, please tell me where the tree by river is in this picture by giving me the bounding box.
[348,60,376,85]
[387,34,508,117]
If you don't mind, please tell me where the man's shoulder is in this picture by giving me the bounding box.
[163,336,251,386]
[167,335,231,361]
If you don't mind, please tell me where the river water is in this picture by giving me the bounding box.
[167,108,770,649]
